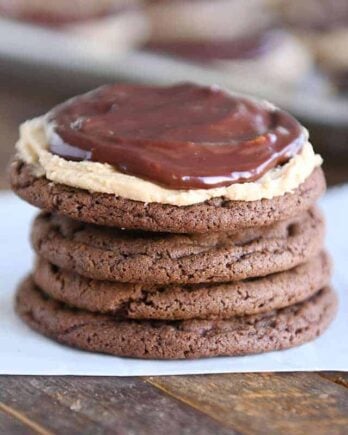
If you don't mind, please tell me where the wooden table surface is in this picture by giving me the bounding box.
[0,65,347,435]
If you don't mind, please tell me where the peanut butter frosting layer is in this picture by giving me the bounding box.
[16,116,322,206]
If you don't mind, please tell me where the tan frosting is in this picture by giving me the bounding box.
[16,117,322,206]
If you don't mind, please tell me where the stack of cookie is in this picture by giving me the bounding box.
[10,83,337,359]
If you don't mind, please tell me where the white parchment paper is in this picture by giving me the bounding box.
[1,188,347,376]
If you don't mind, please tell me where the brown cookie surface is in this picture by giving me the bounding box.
[10,159,325,233]
[31,208,325,284]
[33,252,331,320]
[16,277,337,360]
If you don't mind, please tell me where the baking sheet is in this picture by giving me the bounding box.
[0,187,347,376]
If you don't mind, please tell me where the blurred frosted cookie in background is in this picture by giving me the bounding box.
[146,0,273,43]
[144,0,313,88]
[147,29,313,88]
[0,0,149,53]
[275,0,348,92]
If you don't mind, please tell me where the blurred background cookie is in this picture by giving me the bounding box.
[274,0,348,92]
[0,0,149,54]
[144,0,313,88]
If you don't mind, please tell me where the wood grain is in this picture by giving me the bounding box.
[146,373,348,435]
[320,372,348,389]
[0,378,104,435]
[0,407,38,435]
[0,376,234,435]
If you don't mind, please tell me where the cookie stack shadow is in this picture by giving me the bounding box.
[14,167,337,359]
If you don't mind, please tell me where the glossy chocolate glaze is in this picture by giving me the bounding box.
[46,83,304,190]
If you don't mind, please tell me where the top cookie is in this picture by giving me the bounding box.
[10,83,325,233]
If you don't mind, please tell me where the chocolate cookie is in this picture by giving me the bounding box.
[33,252,331,320]
[10,160,325,234]
[16,277,337,359]
[31,208,324,284]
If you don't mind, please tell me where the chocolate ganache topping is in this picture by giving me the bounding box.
[46,83,305,190]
